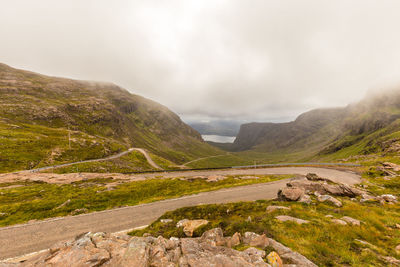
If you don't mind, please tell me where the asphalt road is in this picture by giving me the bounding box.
[0,167,360,260]
[29,148,162,173]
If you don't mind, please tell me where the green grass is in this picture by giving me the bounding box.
[130,199,400,267]
[0,174,290,227]
[0,121,126,173]
[128,163,400,267]
[48,151,156,174]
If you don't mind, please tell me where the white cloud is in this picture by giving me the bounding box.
[1,0,400,122]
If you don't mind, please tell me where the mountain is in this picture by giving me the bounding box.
[188,120,243,136]
[0,63,219,173]
[232,88,400,161]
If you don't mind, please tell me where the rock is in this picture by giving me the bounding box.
[286,179,364,197]
[268,238,317,267]
[376,166,397,177]
[278,187,305,201]
[379,194,397,203]
[207,175,226,182]
[298,194,312,204]
[275,215,309,224]
[360,193,377,203]
[243,232,270,249]
[331,219,347,225]
[396,223,400,229]
[160,219,173,223]
[317,195,342,207]
[7,228,318,267]
[306,173,330,182]
[226,232,241,248]
[117,236,150,266]
[325,215,334,218]
[382,162,400,172]
[200,228,225,246]
[381,256,400,265]
[176,219,209,237]
[396,244,400,254]
[267,251,283,267]
[266,206,291,213]
[341,216,361,226]
[243,247,266,258]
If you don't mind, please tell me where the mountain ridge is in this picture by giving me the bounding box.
[232,88,400,161]
[0,63,220,173]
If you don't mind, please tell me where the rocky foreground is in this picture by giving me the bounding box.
[2,228,316,267]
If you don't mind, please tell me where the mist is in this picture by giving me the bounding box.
[1,0,400,123]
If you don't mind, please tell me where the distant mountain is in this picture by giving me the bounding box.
[189,120,243,136]
[233,88,400,161]
[0,63,219,172]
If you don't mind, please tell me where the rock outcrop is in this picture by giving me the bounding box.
[2,229,318,267]
[176,219,209,237]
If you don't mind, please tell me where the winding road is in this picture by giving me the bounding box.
[30,148,162,173]
[0,167,360,260]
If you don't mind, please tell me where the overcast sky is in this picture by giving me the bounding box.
[1,0,400,123]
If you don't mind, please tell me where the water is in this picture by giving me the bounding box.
[202,135,236,143]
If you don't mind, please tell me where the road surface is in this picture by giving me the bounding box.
[29,148,162,172]
[0,167,360,260]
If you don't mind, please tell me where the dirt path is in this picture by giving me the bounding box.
[29,148,162,173]
[0,167,360,260]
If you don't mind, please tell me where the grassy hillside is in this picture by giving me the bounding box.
[227,88,400,164]
[0,63,221,173]
[131,163,400,266]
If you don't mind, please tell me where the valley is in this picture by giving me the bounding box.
[1,63,400,266]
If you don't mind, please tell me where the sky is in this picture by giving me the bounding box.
[1,0,400,123]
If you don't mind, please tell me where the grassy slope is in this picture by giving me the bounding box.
[0,63,221,173]
[131,164,400,267]
[0,174,289,226]
[0,120,126,173]
[209,89,400,166]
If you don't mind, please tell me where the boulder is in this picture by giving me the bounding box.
[200,228,225,246]
[376,166,397,177]
[275,215,309,225]
[267,251,283,267]
[331,219,347,225]
[306,173,330,182]
[207,175,226,182]
[382,162,400,172]
[226,232,241,248]
[341,216,361,226]
[286,179,363,197]
[176,219,209,237]
[243,232,270,249]
[243,247,266,258]
[298,194,312,204]
[266,206,291,213]
[267,238,317,267]
[4,228,319,267]
[379,194,397,203]
[317,195,343,207]
[277,187,305,201]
